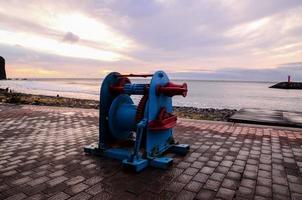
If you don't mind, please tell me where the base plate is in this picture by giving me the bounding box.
[84,143,190,172]
[169,144,190,155]
[122,159,148,172]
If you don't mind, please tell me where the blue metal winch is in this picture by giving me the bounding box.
[84,71,189,172]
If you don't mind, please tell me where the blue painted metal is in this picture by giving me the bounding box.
[99,72,122,148]
[128,119,147,162]
[124,83,146,95]
[150,157,173,169]
[84,70,190,172]
[122,158,148,172]
[103,148,132,160]
[109,94,136,140]
[146,71,173,158]
[170,144,190,155]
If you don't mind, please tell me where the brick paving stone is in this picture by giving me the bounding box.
[196,189,216,200]
[4,193,27,200]
[226,171,241,180]
[175,190,196,200]
[258,170,271,178]
[85,182,106,195]
[273,194,291,200]
[230,165,244,173]
[216,187,235,200]
[147,180,167,193]
[66,176,85,185]
[84,176,103,186]
[68,192,91,200]
[48,192,70,200]
[272,183,290,197]
[210,172,225,182]
[193,173,209,183]
[12,177,32,185]
[1,104,302,200]
[191,161,204,169]
[25,193,46,200]
[177,162,191,169]
[215,166,229,174]
[201,166,215,175]
[64,182,89,196]
[137,191,158,200]
[292,193,302,200]
[287,174,302,184]
[183,167,199,176]
[273,176,288,186]
[240,178,256,189]
[257,177,272,186]
[259,164,271,171]
[47,176,68,186]
[289,182,302,194]
[177,174,193,184]
[28,176,49,186]
[255,185,272,198]
[237,186,254,198]
[166,181,185,193]
[253,195,270,200]
[49,170,66,178]
[185,180,203,192]
[207,161,219,168]
[221,178,239,190]
[204,179,220,191]
[159,190,176,200]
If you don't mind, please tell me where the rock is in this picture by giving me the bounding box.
[0,56,7,80]
[270,82,302,89]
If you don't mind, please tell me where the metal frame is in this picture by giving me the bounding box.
[84,71,189,172]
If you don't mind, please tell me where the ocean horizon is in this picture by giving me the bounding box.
[0,78,301,112]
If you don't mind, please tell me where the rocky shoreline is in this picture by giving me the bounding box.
[0,88,236,121]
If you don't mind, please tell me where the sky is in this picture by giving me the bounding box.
[0,0,302,80]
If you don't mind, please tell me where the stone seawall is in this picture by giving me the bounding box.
[270,82,302,89]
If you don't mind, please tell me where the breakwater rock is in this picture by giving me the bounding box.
[270,82,302,89]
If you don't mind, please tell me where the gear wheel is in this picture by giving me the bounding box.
[135,94,148,122]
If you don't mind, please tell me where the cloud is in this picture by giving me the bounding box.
[169,62,302,81]
[0,0,302,78]
[62,32,80,43]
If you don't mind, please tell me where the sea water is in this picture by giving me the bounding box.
[1,79,301,111]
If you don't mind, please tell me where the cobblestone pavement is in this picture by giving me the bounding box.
[1,104,302,200]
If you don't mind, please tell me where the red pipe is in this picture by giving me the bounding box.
[118,74,153,78]
[157,82,188,97]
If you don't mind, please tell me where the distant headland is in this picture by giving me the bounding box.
[270,75,302,89]
[0,56,7,80]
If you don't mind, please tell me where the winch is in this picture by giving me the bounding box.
[84,71,189,172]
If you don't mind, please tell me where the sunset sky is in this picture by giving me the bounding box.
[0,0,302,80]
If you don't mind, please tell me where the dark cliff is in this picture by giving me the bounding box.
[0,56,6,80]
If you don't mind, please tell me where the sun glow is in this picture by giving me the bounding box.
[226,17,270,37]
[9,66,61,77]
[0,30,124,62]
